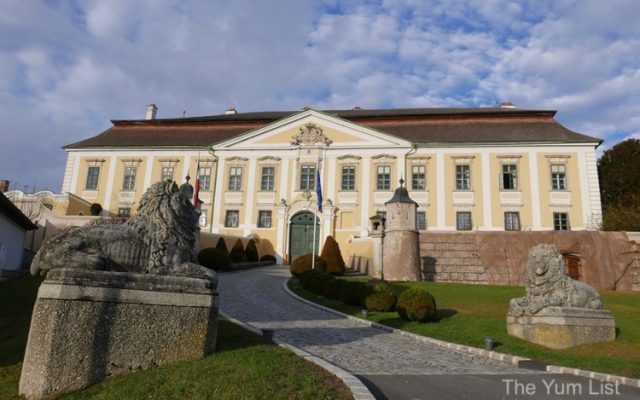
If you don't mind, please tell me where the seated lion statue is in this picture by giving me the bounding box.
[508,244,602,316]
[31,180,214,282]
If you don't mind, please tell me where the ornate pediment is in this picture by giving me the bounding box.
[290,123,333,146]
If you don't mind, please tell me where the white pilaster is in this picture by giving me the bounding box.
[211,157,226,233]
[276,204,288,264]
[61,153,75,193]
[327,155,336,204]
[528,151,542,229]
[143,154,155,191]
[436,151,445,229]
[243,157,257,235]
[69,153,81,194]
[481,152,492,229]
[360,155,371,229]
[102,156,117,214]
[585,148,603,228]
[279,158,290,201]
[181,155,191,183]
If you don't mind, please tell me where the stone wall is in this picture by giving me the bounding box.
[419,231,640,291]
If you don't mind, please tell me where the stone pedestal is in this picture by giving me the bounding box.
[19,268,219,400]
[507,307,616,349]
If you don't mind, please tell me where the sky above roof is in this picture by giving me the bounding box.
[2,0,639,192]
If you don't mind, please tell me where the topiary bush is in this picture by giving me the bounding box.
[339,281,366,306]
[396,288,437,322]
[245,239,259,262]
[230,240,248,263]
[311,273,334,295]
[90,203,102,216]
[290,253,327,277]
[362,283,397,312]
[320,235,346,275]
[299,270,322,291]
[259,254,277,263]
[215,237,229,253]
[197,247,232,272]
[323,278,344,300]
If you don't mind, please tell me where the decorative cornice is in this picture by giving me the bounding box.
[545,154,571,163]
[290,123,333,146]
[85,158,106,166]
[337,154,362,161]
[407,155,431,162]
[372,154,397,160]
[227,156,249,162]
[120,158,143,166]
[257,156,282,162]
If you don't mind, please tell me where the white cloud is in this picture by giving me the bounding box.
[1,0,640,190]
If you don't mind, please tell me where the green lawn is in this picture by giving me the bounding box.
[289,278,640,379]
[0,276,352,400]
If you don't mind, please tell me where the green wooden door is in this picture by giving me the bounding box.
[289,212,319,263]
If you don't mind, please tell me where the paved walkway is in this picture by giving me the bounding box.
[217,266,640,400]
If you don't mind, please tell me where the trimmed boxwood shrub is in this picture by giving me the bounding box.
[299,270,322,291]
[90,203,102,216]
[290,253,327,277]
[362,283,397,312]
[245,239,259,262]
[311,273,334,295]
[215,237,229,253]
[322,278,344,300]
[230,240,248,263]
[397,288,437,322]
[259,254,277,263]
[197,247,232,272]
[320,235,346,275]
[339,281,366,306]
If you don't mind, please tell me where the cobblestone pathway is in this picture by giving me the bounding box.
[217,266,535,376]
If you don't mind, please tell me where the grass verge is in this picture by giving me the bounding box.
[0,275,352,400]
[289,277,640,379]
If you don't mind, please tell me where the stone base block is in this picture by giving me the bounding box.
[19,268,219,400]
[507,307,615,349]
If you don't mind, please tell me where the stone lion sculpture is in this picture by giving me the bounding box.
[31,180,213,281]
[508,244,602,316]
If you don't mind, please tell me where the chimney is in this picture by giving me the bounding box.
[145,104,158,120]
[225,108,237,115]
[0,180,9,193]
[499,102,517,109]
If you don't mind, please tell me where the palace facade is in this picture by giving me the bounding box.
[62,105,602,263]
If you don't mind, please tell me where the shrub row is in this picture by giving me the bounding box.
[296,272,437,323]
[197,238,276,271]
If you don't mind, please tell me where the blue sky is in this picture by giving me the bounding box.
[2,0,639,192]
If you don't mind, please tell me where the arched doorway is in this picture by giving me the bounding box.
[289,211,320,263]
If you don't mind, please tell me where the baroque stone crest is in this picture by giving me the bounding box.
[290,123,333,146]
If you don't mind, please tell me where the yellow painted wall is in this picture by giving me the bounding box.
[75,156,111,207]
[444,154,482,228]
[537,153,584,229]
[256,124,366,145]
[489,153,533,230]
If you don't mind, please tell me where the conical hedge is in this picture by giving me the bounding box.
[320,235,346,275]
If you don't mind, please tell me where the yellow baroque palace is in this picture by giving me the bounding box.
[62,105,603,263]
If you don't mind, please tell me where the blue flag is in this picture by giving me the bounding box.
[316,168,323,212]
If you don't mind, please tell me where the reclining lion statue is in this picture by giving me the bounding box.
[31,180,213,281]
[508,244,602,316]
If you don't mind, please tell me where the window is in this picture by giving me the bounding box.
[117,207,131,217]
[411,165,426,190]
[198,167,211,191]
[551,164,566,190]
[299,164,316,190]
[341,166,356,190]
[85,167,100,190]
[257,210,272,228]
[228,167,243,191]
[161,167,174,182]
[501,164,518,190]
[456,212,472,230]
[376,211,387,228]
[376,165,391,190]
[260,167,275,191]
[416,211,426,231]
[504,212,521,231]
[553,212,570,231]
[563,254,582,280]
[122,167,136,190]
[224,210,239,228]
[455,165,470,190]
